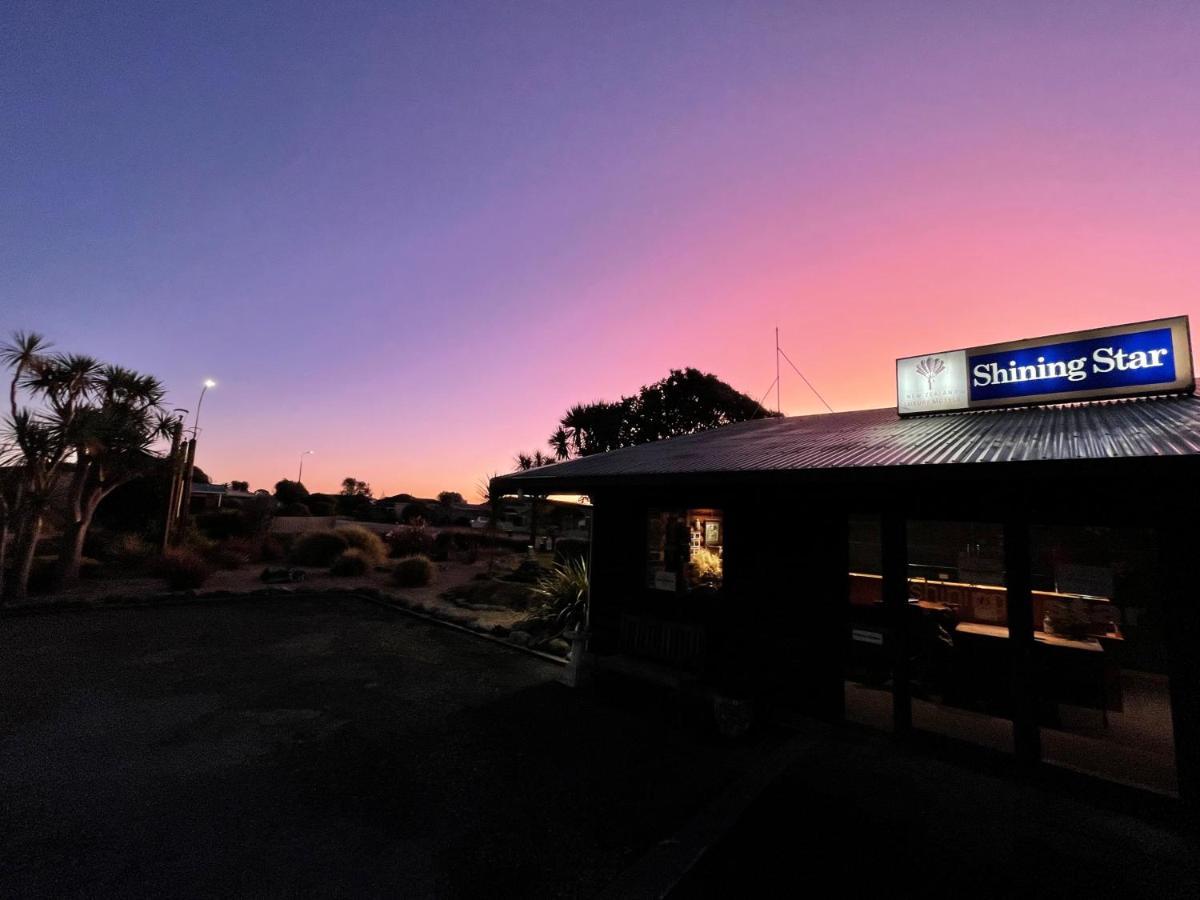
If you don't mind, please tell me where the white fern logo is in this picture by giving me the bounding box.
[915,356,946,390]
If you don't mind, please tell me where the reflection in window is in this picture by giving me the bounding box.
[1033,526,1176,795]
[647,509,723,592]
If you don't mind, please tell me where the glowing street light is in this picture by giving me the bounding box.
[298,449,314,484]
[193,378,217,435]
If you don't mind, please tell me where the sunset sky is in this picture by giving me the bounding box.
[4,2,1199,499]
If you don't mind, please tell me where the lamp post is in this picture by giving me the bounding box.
[161,410,188,550]
[298,450,314,484]
[178,379,216,527]
[193,379,217,436]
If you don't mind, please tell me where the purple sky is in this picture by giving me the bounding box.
[4,2,1199,498]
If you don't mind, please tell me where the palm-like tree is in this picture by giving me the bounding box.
[52,365,170,588]
[548,426,570,461]
[0,333,68,599]
[1,333,172,598]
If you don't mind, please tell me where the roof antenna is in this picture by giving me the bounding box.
[775,326,782,414]
[776,329,835,414]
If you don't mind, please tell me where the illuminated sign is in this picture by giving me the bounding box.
[897,316,1193,416]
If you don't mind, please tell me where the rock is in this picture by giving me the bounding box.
[508,630,532,647]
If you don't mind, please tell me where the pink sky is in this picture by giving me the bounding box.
[4,3,1198,499]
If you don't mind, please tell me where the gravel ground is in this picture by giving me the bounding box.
[0,596,760,898]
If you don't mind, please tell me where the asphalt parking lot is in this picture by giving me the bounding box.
[0,596,759,898]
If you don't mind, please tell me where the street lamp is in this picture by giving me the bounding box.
[298,449,314,484]
[193,379,217,436]
[178,379,217,535]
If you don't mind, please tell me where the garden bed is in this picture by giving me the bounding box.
[4,553,568,658]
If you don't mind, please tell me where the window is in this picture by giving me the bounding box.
[647,508,723,592]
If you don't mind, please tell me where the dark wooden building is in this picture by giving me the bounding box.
[493,395,1200,804]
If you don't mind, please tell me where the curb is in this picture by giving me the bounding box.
[350,590,568,667]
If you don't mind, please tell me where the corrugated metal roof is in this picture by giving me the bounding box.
[495,392,1200,491]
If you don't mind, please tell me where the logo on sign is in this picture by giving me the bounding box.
[915,356,946,390]
[896,350,968,414]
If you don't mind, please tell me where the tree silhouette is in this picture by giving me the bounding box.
[0,334,174,594]
[544,368,777,459]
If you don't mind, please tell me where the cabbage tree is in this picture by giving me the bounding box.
[1,333,172,598]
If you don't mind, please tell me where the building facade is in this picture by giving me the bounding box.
[494,392,1200,804]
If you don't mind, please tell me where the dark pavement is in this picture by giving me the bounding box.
[0,597,760,898]
[671,721,1200,899]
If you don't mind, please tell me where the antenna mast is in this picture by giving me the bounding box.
[775,326,781,414]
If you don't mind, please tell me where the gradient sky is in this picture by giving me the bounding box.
[3,2,1199,499]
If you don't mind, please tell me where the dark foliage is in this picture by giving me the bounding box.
[399,501,430,524]
[273,479,309,506]
[391,554,434,587]
[384,524,434,558]
[196,509,251,541]
[334,525,387,565]
[546,368,778,459]
[330,548,370,576]
[159,548,212,590]
[289,531,349,567]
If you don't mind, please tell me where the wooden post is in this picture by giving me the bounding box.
[881,509,911,734]
[177,438,197,531]
[1004,515,1040,765]
[160,421,184,551]
[1157,517,1200,806]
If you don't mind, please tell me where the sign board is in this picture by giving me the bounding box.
[652,570,677,592]
[897,316,1193,416]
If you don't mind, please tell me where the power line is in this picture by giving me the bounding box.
[777,345,834,414]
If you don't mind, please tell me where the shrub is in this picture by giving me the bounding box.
[196,508,251,540]
[27,555,59,594]
[392,554,434,588]
[279,502,311,517]
[334,525,387,566]
[517,558,589,640]
[206,540,252,570]
[330,548,370,576]
[384,524,434,559]
[431,531,452,562]
[258,534,286,562]
[79,557,103,579]
[309,500,336,517]
[111,532,153,563]
[159,548,212,590]
[290,530,349,567]
[221,535,263,562]
[177,525,216,558]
